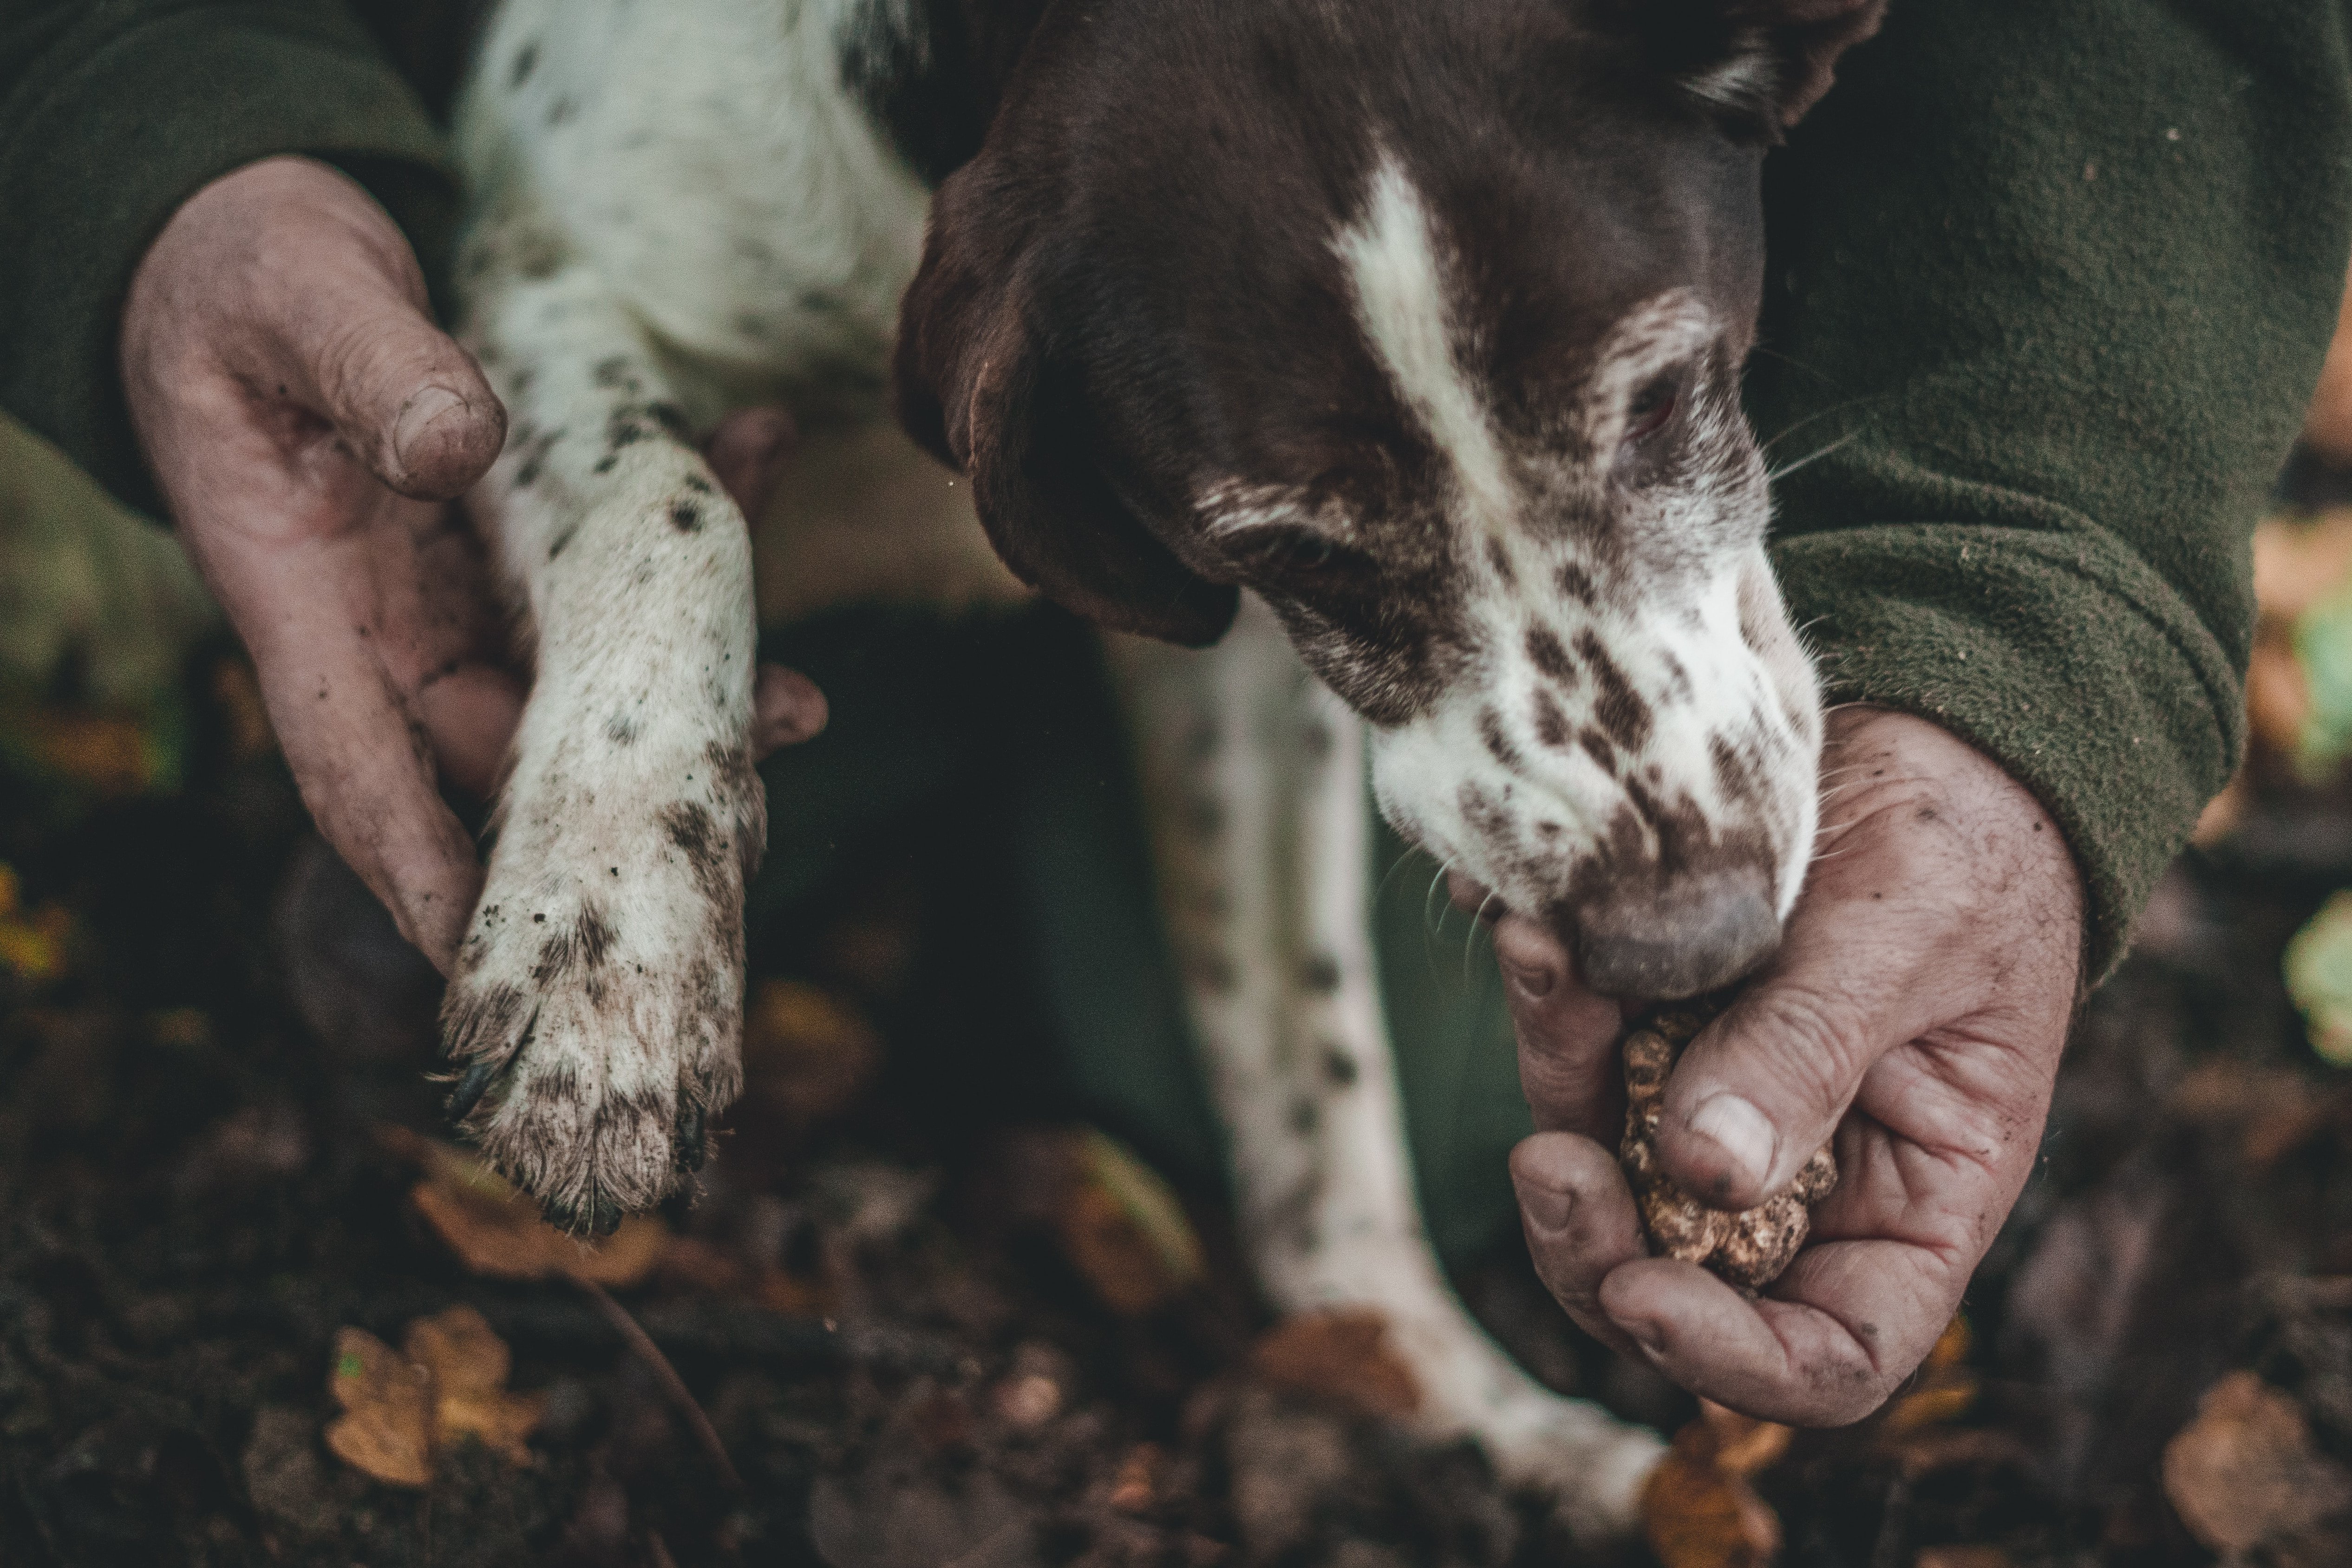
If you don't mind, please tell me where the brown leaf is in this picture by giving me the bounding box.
[1880,1427,2033,1483]
[404,1305,544,1466]
[1107,1443,1164,1515]
[1248,1310,1422,1422]
[2257,514,2352,625]
[1699,1402,1793,1478]
[2250,634,2315,760]
[0,865,71,986]
[740,979,882,1133]
[2162,1371,2352,1555]
[398,1135,669,1287]
[1643,1420,1782,1568]
[1913,1549,2012,1568]
[1882,1317,1980,1438]
[14,707,156,795]
[324,1327,433,1490]
[1049,1129,1205,1317]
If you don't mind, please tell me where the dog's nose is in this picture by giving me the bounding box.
[1567,868,1780,1000]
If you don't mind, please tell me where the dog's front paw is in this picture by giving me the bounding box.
[439,744,763,1233]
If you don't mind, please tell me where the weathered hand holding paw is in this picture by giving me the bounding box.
[1620,1004,1836,1292]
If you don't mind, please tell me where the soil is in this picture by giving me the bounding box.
[8,652,2352,1568]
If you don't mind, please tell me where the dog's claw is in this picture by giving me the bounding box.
[674,1104,708,1174]
[542,1191,627,1238]
[445,1058,501,1124]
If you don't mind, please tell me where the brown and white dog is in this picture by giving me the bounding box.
[445,0,1883,1534]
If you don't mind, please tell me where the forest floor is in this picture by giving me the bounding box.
[6,633,2352,1568]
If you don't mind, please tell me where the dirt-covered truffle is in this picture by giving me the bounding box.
[1620,1002,1838,1292]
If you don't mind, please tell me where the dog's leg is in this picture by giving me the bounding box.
[1111,598,1665,1541]
[440,203,759,1231]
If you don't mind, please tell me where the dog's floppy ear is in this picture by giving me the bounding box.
[1611,0,1889,136]
[895,190,1239,648]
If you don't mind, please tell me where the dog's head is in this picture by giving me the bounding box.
[896,0,1885,998]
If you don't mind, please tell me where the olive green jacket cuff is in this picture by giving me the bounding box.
[0,3,456,518]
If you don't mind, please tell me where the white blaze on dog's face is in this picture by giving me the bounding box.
[895,0,1885,997]
[1197,155,1819,998]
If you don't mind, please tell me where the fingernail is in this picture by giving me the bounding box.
[1621,1321,1666,1364]
[1688,1093,1777,1191]
[1516,1175,1575,1235]
[393,386,465,468]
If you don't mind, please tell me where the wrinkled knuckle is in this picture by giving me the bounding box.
[1740,985,1870,1119]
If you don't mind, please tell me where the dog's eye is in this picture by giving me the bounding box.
[1223,524,1381,596]
[1625,379,1679,444]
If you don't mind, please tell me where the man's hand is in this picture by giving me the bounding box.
[121,156,823,973]
[1492,707,2083,1424]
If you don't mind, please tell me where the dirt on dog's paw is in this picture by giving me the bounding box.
[1620,1002,1837,1291]
[438,755,761,1233]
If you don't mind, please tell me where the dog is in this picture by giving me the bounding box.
[444,0,1882,1535]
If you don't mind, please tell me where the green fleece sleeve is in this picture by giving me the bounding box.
[1752,0,2352,980]
[0,1,461,518]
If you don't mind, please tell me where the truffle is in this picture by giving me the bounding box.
[1620,1002,1838,1292]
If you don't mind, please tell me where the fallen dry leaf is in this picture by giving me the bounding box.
[2162,1371,2352,1555]
[1880,1426,2033,1483]
[405,1305,544,1467]
[657,1235,832,1317]
[2168,1058,2346,1166]
[0,864,71,986]
[1881,1317,1980,1438]
[8,706,159,795]
[325,1308,545,1489]
[1107,1443,1164,1515]
[1643,1417,1781,1568]
[1912,1548,2011,1568]
[1699,1401,1792,1478]
[740,979,883,1134]
[1050,1128,1205,1317]
[2258,514,2352,626]
[385,1129,669,1287]
[2249,636,2313,762]
[1248,1310,1422,1422]
[324,1327,434,1489]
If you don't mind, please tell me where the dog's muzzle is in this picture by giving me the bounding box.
[1565,864,1780,999]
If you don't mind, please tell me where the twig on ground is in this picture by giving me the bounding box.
[573,1275,745,1490]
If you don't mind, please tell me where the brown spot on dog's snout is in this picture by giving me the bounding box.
[1573,630,1652,751]
[1525,627,1579,688]
[1566,866,1778,999]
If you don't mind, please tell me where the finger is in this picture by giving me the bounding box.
[703,406,797,518]
[290,287,506,502]
[1492,913,1627,1142]
[1598,1233,1963,1426]
[1655,801,1980,1209]
[752,663,829,755]
[214,165,507,500]
[204,507,483,972]
[1510,1133,1651,1359]
[413,663,526,797]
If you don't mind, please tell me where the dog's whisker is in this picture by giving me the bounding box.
[1758,395,1879,455]
[1464,890,1503,984]
[1766,430,1864,483]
